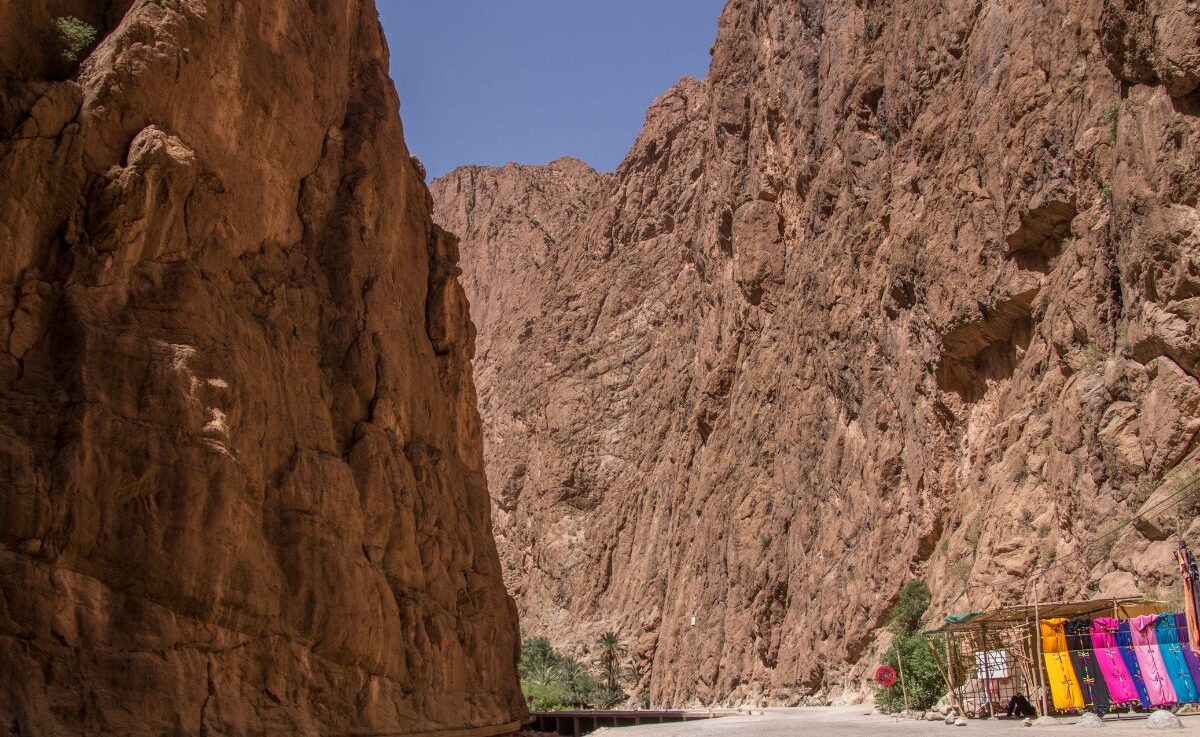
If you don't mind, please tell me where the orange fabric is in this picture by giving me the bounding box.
[1177,544,1200,647]
[1041,618,1085,710]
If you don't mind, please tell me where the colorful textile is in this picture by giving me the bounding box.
[1177,543,1200,647]
[1173,612,1200,689]
[1090,617,1142,705]
[1130,614,1179,705]
[1066,619,1111,714]
[1041,618,1085,709]
[1156,614,1200,702]
[1115,620,1154,708]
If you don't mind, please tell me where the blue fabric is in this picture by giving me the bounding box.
[1116,620,1154,708]
[1156,614,1200,702]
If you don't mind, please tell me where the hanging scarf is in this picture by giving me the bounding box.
[1040,618,1084,709]
[1177,542,1200,647]
[1173,612,1200,689]
[1089,617,1141,705]
[1114,619,1154,708]
[1155,613,1200,702]
[1066,619,1111,714]
[1130,614,1179,706]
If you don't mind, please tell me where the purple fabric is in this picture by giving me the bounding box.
[1173,613,1200,690]
[1116,620,1154,708]
[1131,614,1179,705]
[1091,618,1141,704]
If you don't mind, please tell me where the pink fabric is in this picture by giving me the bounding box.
[1091,617,1141,703]
[1131,614,1179,705]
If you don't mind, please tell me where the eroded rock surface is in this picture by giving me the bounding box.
[0,1,523,734]
[434,0,1200,708]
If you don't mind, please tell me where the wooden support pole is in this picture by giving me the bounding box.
[1034,580,1049,717]
[944,634,964,714]
[926,635,963,715]
[896,641,912,714]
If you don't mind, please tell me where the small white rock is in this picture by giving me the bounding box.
[1075,711,1105,728]
[1034,716,1060,727]
[1023,718,1033,727]
[955,717,968,726]
[1145,709,1184,730]
[945,714,957,725]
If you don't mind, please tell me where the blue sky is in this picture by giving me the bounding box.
[379,1,726,180]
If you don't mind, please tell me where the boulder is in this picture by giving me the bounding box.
[1145,709,1184,729]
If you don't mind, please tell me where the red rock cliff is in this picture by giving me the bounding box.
[0,1,523,734]
[434,0,1200,707]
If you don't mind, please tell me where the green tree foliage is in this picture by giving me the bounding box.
[886,578,931,636]
[596,630,637,706]
[519,637,602,710]
[54,16,98,62]
[597,631,628,690]
[874,579,945,713]
[559,658,603,708]
[874,632,947,713]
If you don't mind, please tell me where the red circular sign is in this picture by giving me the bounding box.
[875,665,897,687]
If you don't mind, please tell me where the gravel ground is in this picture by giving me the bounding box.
[589,706,1200,736]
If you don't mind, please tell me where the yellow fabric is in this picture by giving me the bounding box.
[1041,619,1084,709]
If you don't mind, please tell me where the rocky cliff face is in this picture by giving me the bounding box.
[434,0,1200,707]
[0,1,523,734]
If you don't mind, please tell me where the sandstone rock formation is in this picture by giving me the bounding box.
[434,0,1200,708]
[1,1,523,734]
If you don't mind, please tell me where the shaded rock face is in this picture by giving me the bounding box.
[0,1,523,734]
[435,0,1200,708]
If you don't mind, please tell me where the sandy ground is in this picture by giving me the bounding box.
[589,706,1200,736]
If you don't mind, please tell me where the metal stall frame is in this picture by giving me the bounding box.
[926,597,1166,719]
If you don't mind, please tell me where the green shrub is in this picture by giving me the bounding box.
[519,636,603,710]
[1101,102,1119,141]
[887,579,931,636]
[54,16,98,62]
[523,680,573,711]
[873,633,948,713]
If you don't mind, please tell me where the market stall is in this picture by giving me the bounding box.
[928,597,1171,718]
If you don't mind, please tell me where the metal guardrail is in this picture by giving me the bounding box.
[346,718,525,737]
[529,709,740,736]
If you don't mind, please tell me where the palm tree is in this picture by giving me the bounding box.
[519,636,560,681]
[523,657,561,688]
[597,631,629,704]
[558,657,600,707]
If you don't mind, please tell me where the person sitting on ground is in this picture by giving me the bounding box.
[1004,693,1037,718]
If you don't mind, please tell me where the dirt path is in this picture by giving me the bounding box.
[590,706,1200,736]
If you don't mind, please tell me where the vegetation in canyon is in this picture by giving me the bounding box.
[519,633,636,710]
[52,15,96,62]
[873,579,946,712]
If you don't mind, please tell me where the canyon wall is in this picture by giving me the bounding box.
[0,1,523,734]
[434,0,1200,707]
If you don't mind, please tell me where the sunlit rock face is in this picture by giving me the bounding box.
[435,0,1200,707]
[0,1,523,734]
